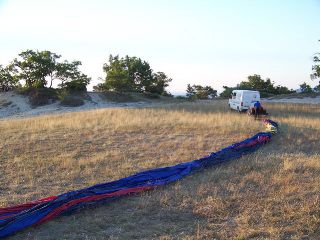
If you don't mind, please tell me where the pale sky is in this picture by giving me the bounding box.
[0,0,319,93]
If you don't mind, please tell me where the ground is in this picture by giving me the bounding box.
[1,91,320,119]
[0,98,319,239]
[0,92,152,119]
[264,94,320,104]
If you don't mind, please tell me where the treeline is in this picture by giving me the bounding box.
[0,50,173,105]
[1,49,318,103]
[185,40,320,99]
[186,84,217,100]
[219,74,294,98]
[0,51,173,96]
[183,75,294,100]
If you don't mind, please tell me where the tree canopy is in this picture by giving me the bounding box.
[219,86,235,99]
[220,74,293,98]
[299,82,313,93]
[186,84,217,100]
[2,50,91,92]
[11,50,61,88]
[311,40,320,90]
[312,54,320,78]
[0,65,19,92]
[95,55,171,95]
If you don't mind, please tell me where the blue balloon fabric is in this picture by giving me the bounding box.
[0,119,278,238]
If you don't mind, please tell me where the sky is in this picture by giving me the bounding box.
[0,0,319,94]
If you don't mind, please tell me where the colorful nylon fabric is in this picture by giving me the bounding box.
[0,119,278,238]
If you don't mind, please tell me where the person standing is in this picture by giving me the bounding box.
[253,101,262,118]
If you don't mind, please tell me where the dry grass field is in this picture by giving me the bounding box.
[0,100,319,240]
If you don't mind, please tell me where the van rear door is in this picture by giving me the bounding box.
[243,91,260,108]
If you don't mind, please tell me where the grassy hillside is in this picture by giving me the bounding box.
[0,101,319,239]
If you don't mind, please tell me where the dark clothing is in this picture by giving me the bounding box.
[253,101,262,118]
[254,101,261,108]
[254,106,260,118]
[249,101,267,119]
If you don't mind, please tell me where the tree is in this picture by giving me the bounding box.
[186,84,217,100]
[124,55,153,92]
[312,56,320,78]
[299,82,313,93]
[273,85,292,95]
[145,72,172,95]
[186,84,196,99]
[41,51,61,88]
[238,74,275,93]
[311,40,320,90]
[219,86,235,99]
[103,55,132,92]
[10,50,90,91]
[12,50,61,88]
[64,73,91,92]
[220,74,293,98]
[56,60,90,91]
[0,65,19,91]
[100,55,171,95]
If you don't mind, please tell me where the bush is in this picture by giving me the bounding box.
[64,78,88,92]
[175,96,187,100]
[60,95,84,107]
[102,91,134,102]
[143,92,160,99]
[28,88,58,107]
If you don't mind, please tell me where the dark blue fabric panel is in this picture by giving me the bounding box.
[0,120,278,238]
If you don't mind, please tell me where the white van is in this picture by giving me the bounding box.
[228,90,260,112]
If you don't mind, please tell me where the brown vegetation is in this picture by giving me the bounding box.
[0,101,319,239]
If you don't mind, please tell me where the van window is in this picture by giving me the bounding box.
[232,92,236,99]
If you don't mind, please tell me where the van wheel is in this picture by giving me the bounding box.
[237,107,241,113]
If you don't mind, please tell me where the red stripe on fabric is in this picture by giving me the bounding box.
[0,196,58,214]
[35,186,154,225]
[235,136,270,150]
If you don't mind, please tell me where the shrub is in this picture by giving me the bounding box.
[28,88,58,107]
[175,96,187,100]
[64,77,89,92]
[143,92,160,99]
[60,95,84,107]
[102,91,134,102]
